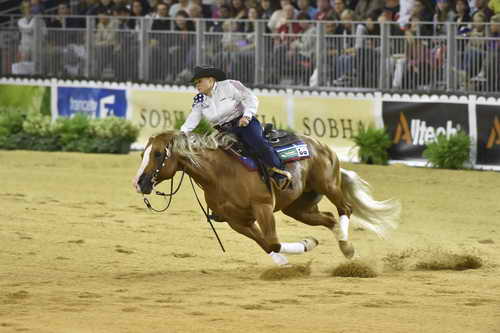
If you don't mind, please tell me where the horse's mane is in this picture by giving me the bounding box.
[164,131,237,167]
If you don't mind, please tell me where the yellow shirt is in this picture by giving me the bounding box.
[490,0,500,14]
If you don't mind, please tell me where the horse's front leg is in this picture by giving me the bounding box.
[253,204,316,266]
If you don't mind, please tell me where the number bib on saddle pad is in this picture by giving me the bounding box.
[224,129,311,171]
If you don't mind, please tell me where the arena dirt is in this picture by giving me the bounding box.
[0,150,499,333]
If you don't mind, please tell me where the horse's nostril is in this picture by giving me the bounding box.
[138,173,146,185]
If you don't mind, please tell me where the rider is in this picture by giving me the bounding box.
[180,65,292,190]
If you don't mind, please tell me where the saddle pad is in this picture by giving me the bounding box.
[227,141,311,171]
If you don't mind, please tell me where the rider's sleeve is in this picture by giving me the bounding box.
[228,80,259,119]
[180,105,202,133]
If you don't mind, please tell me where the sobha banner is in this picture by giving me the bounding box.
[129,89,288,146]
[293,97,376,160]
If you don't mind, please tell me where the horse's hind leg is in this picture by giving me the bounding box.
[284,191,355,259]
[322,180,356,259]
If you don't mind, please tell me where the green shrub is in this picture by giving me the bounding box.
[352,125,392,165]
[0,109,26,137]
[174,117,213,135]
[1,111,139,154]
[51,113,92,151]
[23,111,53,136]
[423,132,471,169]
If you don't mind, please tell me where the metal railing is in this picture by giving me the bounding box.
[1,15,499,95]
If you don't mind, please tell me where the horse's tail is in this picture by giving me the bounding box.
[340,168,401,239]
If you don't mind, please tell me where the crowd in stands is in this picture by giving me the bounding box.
[11,0,500,91]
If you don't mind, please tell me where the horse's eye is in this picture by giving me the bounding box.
[154,151,162,158]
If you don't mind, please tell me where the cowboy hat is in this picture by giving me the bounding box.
[191,66,227,82]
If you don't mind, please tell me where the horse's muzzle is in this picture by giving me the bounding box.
[137,173,154,194]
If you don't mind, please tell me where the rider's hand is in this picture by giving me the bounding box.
[238,116,251,127]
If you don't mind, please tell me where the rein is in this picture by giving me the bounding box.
[142,143,225,252]
[142,170,185,212]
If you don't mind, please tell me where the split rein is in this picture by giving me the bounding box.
[142,146,225,252]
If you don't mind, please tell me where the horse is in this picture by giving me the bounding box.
[133,130,400,266]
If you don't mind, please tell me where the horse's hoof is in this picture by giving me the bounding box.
[338,241,355,259]
[301,237,319,252]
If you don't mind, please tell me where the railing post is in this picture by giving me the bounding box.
[84,16,92,78]
[139,17,150,81]
[446,22,457,91]
[33,16,42,75]
[316,21,325,87]
[195,19,203,65]
[254,20,264,85]
[379,22,390,90]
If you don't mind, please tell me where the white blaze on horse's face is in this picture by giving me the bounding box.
[133,145,152,193]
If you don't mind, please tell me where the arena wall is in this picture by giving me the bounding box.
[1,78,499,170]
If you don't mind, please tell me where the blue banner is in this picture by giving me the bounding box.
[57,87,127,118]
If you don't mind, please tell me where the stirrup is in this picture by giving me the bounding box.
[269,167,292,190]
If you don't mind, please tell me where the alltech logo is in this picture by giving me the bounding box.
[393,112,462,146]
[486,116,500,149]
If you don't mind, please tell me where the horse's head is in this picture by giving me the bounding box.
[133,132,179,194]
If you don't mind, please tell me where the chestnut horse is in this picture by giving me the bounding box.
[133,131,400,266]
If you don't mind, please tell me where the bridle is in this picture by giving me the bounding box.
[143,144,185,213]
[141,142,225,252]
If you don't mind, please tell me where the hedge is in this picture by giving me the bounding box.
[0,110,140,154]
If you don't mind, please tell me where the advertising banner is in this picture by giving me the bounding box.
[129,90,191,146]
[293,97,375,159]
[383,102,469,160]
[476,105,500,166]
[0,84,48,113]
[57,87,127,118]
[129,89,288,146]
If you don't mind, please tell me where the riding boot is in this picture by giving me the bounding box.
[269,167,292,190]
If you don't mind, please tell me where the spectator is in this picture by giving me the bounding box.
[482,14,500,90]
[455,0,472,30]
[461,9,487,76]
[401,15,433,89]
[297,0,318,20]
[191,0,213,18]
[167,10,196,81]
[268,3,303,82]
[398,0,414,29]
[315,0,334,20]
[410,0,434,36]
[287,12,316,84]
[353,8,382,87]
[18,1,45,62]
[332,9,357,84]
[434,0,457,35]
[332,0,346,19]
[211,0,226,18]
[230,0,248,31]
[260,0,276,21]
[112,4,139,80]
[88,0,115,15]
[94,9,118,77]
[30,0,45,14]
[473,0,494,20]
[169,0,190,17]
[354,0,384,20]
[128,0,146,29]
[268,0,294,32]
[149,2,171,80]
[490,0,500,13]
[210,4,232,32]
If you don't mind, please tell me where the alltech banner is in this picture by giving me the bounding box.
[476,105,500,166]
[293,97,375,149]
[383,102,469,160]
[129,89,288,146]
